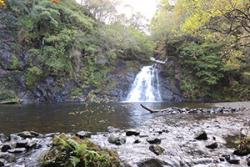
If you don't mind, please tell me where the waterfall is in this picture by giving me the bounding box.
[125,65,162,102]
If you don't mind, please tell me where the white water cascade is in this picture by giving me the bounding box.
[125,65,162,102]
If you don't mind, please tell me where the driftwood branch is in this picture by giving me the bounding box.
[150,57,168,64]
[140,104,167,113]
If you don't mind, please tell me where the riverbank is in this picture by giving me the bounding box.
[0,104,249,167]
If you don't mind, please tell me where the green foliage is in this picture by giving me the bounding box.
[25,66,44,88]
[10,55,21,70]
[43,134,121,167]
[151,0,250,100]
[70,87,83,97]
[180,42,224,85]
[80,57,110,89]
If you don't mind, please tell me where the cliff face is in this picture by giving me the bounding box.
[0,1,182,104]
[0,8,141,103]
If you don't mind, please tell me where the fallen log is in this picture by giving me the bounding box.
[140,104,168,113]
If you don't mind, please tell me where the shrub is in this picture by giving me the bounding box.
[25,66,44,88]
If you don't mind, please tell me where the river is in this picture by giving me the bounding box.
[0,101,249,135]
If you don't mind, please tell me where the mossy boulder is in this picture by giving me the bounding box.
[42,134,121,167]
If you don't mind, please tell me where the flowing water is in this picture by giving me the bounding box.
[125,65,162,102]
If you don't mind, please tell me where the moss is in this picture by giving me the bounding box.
[43,134,121,167]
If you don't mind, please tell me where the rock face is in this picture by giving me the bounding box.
[0,10,182,104]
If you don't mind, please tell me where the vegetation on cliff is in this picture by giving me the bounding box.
[151,0,250,100]
[0,0,153,102]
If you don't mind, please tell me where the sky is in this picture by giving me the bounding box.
[117,0,159,21]
[76,0,159,22]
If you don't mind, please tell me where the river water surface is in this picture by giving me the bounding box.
[0,102,249,134]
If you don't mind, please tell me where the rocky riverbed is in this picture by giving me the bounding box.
[0,106,250,167]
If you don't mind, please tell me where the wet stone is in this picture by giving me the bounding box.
[138,159,165,167]
[195,131,208,140]
[149,145,165,155]
[206,142,218,149]
[0,153,15,162]
[223,155,240,165]
[139,133,148,138]
[134,139,141,144]
[147,138,161,144]
[16,140,28,148]
[17,131,38,139]
[227,158,240,165]
[1,144,12,152]
[247,157,250,166]
[76,131,92,139]
[0,159,5,167]
[26,139,37,149]
[10,134,22,142]
[126,129,140,136]
[0,134,8,143]
[107,126,121,133]
[108,135,126,145]
[8,148,26,154]
[233,148,250,156]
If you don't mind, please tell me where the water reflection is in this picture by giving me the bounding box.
[0,101,248,134]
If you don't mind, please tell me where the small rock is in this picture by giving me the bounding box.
[107,126,121,133]
[162,129,169,133]
[0,159,5,167]
[76,131,91,139]
[10,134,22,141]
[26,139,37,149]
[214,108,223,113]
[126,129,140,136]
[146,138,161,144]
[1,144,12,152]
[149,145,165,155]
[134,139,141,144]
[223,155,240,165]
[139,133,149,138]
[195,131,208,140]
[219,157,225,161]
[138,159,165,167]
[246,157,250,166]
[108,135,126,145]
[206,142,218,149]
[45,132,60,138]
[222,154,230,161]
[233,148,250,156]
[8,148,26,154]
[17,131,37,139]
[0,153,15,162]
[16,140,28,148]
[227,159,240,165]
[0,134,8,143]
